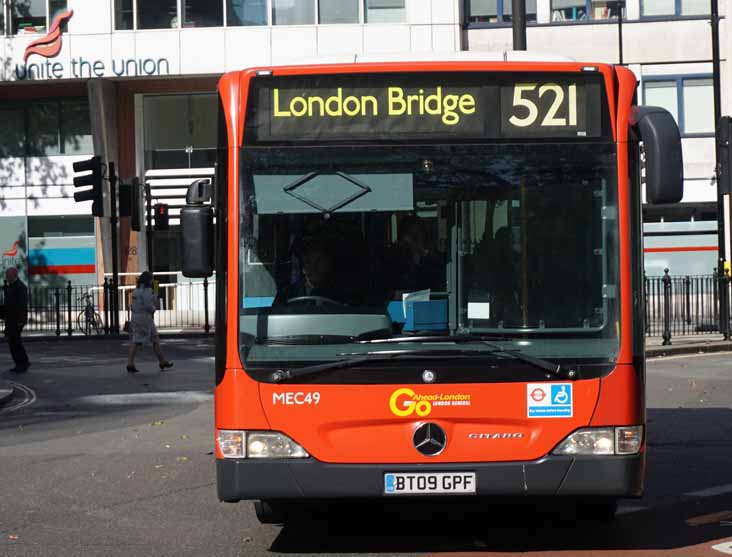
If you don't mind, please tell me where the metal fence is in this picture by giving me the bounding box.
[644,272,722,340]
[1,277,214,337]
[3,271,730,341]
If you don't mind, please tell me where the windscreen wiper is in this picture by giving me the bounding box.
[358,334,579,380]
[270,348,500,383]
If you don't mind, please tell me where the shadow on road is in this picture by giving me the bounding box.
[267,407,732,554]
[269,496,732,554]
[0,338,215,438]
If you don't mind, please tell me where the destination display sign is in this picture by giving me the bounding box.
[245,72,610,144]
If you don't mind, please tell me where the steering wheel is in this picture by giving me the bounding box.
[286,295,345,306]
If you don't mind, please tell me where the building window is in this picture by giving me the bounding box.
[319,0,359,23]
[25,98,93,157]
[182,0,223,27]
[272,0,315,25]
[10,0,66,34]
[641,0,708,16]
[643,77,714,135]
[365,0,406,23]
[143,94,217,170]
[227,0,267,25]
[467,0,537,24]
[115,0,134,30]
[682,78,714,134]
[28,101,60,156]
[28,215,95,238]
[138,0,178,29]
[0,106,25,158]
[551,0,621,21]
[61,99,94,155]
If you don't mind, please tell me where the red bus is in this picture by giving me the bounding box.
[181,55,683,524]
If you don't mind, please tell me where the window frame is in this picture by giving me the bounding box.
[642,74,715,138]
[7,0,66,35]
[1,97,93,158]
[464,0,538,27]
[112,0,411,29]
[639,0,709,19]
[549,0,624,24]
[318,0,361,24]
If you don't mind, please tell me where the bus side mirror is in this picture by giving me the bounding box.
[181,179,214,278]
[631,106,683,204]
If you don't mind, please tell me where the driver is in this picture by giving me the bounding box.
[274,234,344,305]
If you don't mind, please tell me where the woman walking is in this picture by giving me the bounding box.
[126,271,173,373]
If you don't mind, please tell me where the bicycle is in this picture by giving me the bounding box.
[77,292,104,336]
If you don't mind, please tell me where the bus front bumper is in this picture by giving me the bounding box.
[217,454,644,502]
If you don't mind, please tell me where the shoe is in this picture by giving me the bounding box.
[126,365,140,374]
[10,367,28,373]
[159,361,174,371]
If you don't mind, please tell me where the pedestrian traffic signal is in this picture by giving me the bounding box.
[73,156,104,217]
[154,203,169,231]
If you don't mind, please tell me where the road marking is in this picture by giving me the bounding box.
[77,391,212,406]
[0,381,37,414]
[712,541,732,554]
[647,351,732,362]
[685,484,732,498]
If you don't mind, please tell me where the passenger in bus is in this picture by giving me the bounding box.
[387,215,445,293]
[488,227,521,322]
[274,234,346,305]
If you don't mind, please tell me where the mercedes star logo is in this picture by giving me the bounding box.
[413,422,447,456]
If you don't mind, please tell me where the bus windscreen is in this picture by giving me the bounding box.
[245,71,611,144]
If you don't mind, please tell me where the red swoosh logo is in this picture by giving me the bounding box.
[23,9,73,62]
[4,241,19,257]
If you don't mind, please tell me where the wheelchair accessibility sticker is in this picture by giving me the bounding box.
[527,383,573,418]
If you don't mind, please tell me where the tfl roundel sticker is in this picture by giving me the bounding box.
[527,383,573,418]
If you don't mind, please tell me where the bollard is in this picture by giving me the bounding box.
[684,276,691,327]
[103,278,110,335]
[55,288,61,336]
[713,267,720,330]
[662,269,672,346]
[644,272,650,335]
[723,270,731,340]
[203,277,210,333]
[66,281,73,336]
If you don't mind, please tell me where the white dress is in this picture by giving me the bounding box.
[130,286,158,344]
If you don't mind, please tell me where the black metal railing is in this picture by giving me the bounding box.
[3,272,731,342]
[1,278,214,336]
[644,269,730,343]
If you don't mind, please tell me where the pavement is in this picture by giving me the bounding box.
[1,330,731,408]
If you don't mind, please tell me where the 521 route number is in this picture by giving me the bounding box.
[508,83,578,128]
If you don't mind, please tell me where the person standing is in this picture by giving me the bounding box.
[1,267,30,373]
[126,271,173,373]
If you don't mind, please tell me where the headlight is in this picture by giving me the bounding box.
[552,426,643,456]
[247,432,309,459]
[217,430,309,459]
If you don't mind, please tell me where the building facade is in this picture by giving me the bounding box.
[0,0,727,284]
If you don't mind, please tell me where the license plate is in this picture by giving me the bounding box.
[384,472,476,495]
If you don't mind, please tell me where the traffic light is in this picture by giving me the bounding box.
[718,116,732,195]
[130,178,141,231]
[154,203,169,231]
[73,156,104,217]
[118,183,132,217]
